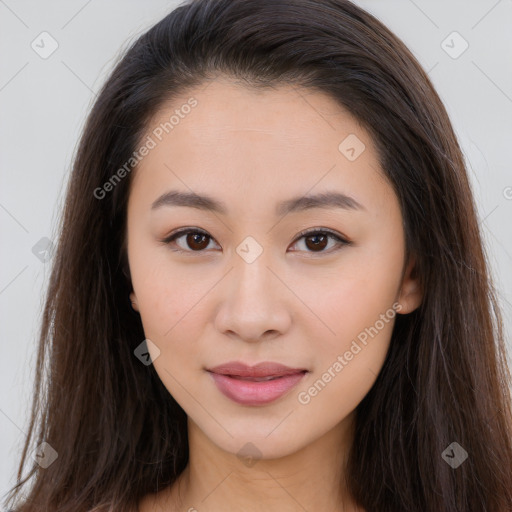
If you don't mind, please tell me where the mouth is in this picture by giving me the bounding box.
[206,361,308,406]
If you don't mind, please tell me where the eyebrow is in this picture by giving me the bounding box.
[151,190,365,216]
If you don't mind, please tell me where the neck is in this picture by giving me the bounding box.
[161,411,361,512]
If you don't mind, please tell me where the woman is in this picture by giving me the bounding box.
[4,0,512,510]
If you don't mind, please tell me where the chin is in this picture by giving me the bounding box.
[204,424,309,462]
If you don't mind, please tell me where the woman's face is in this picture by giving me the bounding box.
[127,77,421,459]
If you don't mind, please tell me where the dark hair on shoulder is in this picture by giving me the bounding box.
[4,0,512,511]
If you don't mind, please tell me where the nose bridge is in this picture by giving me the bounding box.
[231,238,277,308]
[214,236,291,341]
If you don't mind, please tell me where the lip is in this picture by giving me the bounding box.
[206,361,308,406]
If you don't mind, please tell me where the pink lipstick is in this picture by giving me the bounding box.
[206,361,308,406]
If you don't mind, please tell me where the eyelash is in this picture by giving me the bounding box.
[160,227,351,256]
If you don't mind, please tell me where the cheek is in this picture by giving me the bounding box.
[294,242,402,394]
[294,273,398,418]
[135,271,206,350]
[128,227,204,337]
[300,251,401,343]
[306,282,396,378]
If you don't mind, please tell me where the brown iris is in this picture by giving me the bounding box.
[186,232,210,250]
[304,233,328,252]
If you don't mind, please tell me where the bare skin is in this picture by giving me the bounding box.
[128,76,422,512]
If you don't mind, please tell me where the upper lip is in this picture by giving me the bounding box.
[207,361,308,378]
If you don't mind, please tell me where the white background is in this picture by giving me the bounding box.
[1,0,511,500]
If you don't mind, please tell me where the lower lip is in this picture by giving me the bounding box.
[208,371,307,406]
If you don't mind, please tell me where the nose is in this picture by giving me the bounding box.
[213,252,292,344]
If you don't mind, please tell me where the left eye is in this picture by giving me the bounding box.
[161,228,350,254]
[292,228,350,253]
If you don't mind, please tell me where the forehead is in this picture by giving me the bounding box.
[128,77,393,217]
[148,77,363,143]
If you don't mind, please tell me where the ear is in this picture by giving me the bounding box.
[396,254,422,314]
[130,291,140,312]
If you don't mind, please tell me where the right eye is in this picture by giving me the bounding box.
[161,228,219,253]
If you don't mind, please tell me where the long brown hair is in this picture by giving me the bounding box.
[4,0,512,510]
